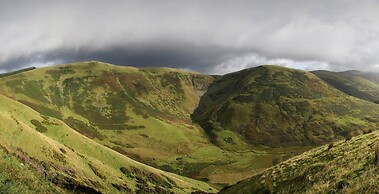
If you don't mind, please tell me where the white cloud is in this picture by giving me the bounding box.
[211,53,332,75]
[1,0,379,73]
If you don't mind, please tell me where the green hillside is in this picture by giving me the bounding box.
[0,93,217,193]
[313,70,379,103]
[3,62,377,190]
[193,65,379,147]
[0,61,213,123]
[0,61,309,186]
[0,62,214,163]
[220,130,379,193]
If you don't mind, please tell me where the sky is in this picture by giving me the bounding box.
[1,0,379,74]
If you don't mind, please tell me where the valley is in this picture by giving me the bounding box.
[0,61,378,193]
[2,1,378,193]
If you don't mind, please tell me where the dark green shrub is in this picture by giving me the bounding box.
[365,128,373,134]
[125,125,145,130]
[64,117,104,140]
[36,125,48,133]
[112,146,127,155]
[30,119,41,126]
[272,157,281,165]
[337,180,350,189]
[328,142,334,151]
[345,133,353,142]
[120,167,129,175]
[30,119,47,133]
[59,148,67,154]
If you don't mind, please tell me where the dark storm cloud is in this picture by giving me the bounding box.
[1,42,248,73]
[1,0,379,74]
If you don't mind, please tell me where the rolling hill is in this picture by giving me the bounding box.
[0,93,216,193]
[1,61,309,186]
[192,65,379,148]
[1,62,378,191]
[220,130,379,193]
[0,62,215,162]
[313,70,379,104]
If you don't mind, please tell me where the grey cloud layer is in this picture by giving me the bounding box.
[1,0,379,73]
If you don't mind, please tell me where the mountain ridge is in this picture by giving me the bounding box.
[313,70,379,104]
[1,62,379,192]
[1,61,282,186]
[193,65,379,147]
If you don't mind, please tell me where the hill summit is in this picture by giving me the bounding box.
[193,65,379,147]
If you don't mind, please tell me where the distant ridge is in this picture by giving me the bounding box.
[313,70,379,103]
[0,66,36,78]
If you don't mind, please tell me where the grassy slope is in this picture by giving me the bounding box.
[193,65,379,147]
[0,148,64,194]
[8,62,377,188]
[0,62,215,176]
[313,70,379,103]
[0,61,303,186]
[0,93,216,193]
[220,130,379,193]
